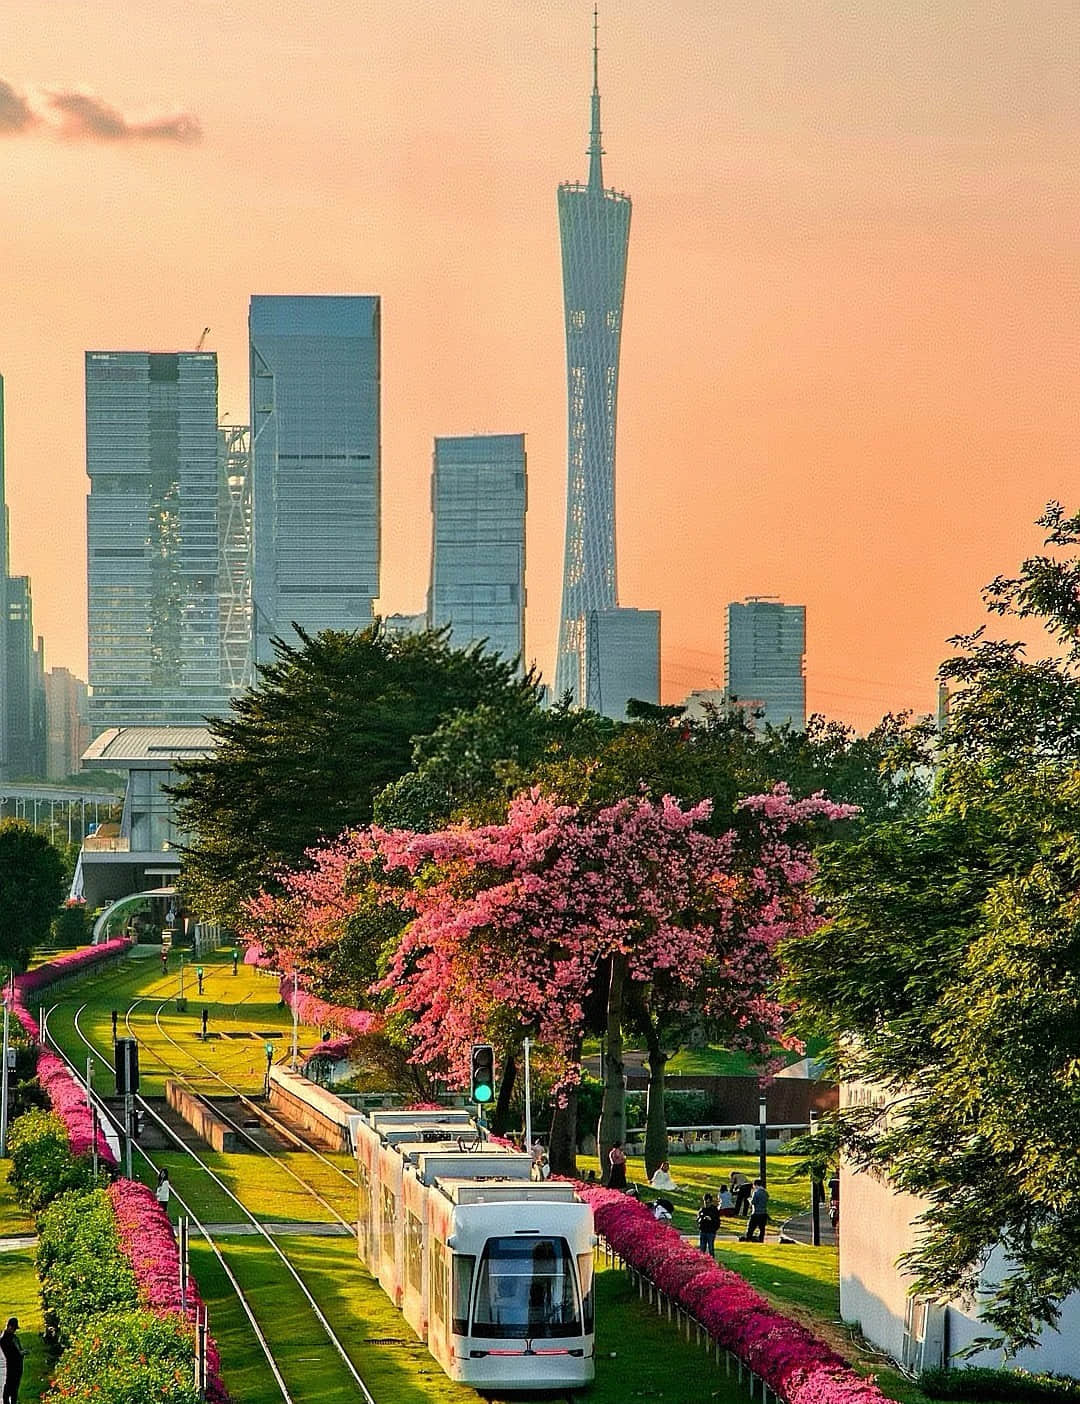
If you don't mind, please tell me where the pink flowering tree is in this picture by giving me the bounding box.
[373,785,854,1174]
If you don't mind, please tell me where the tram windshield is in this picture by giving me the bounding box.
[471,1236,582,1339]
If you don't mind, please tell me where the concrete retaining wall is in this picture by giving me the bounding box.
[165,1079,237,1152]
[268,1065,352,1153]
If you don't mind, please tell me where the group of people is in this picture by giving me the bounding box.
[695,1179,769,1254]
[604,1145,772,1253]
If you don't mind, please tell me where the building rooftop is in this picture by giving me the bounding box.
[82,726,216,768]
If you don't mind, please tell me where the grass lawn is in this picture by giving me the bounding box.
[0,1246,53,1402]
[576,1149,816,1239]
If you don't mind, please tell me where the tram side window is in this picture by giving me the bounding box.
[577,1252,595,1333]
[406,1211,423,1293]
[451,1254,476,1336]
[430,1241,447,1325]
[471,1237,582,1339]
[357,1164,371,1259]
[381,1185,396,1262]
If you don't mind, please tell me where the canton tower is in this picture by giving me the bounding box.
[552,12,632,703]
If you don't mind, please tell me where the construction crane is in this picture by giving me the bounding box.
[196,326,210,351]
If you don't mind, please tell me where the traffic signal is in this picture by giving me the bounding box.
[114,1038,140,1095]
[470,1044,495,1104]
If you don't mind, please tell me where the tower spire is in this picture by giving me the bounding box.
[588,6,604,190]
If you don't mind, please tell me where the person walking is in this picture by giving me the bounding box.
[607,1141,628,1191]
[696,1192,721,1257]
[155,1168,171,1210]
[743,1180,769,1242]
[1,1317,25,1404]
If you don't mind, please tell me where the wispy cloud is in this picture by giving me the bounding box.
[0,77,201,143]
[0,78,38,133]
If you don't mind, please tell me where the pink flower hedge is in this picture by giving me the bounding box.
[108,1180,229,1403]
[278,975,381,1039]
[243,941,274,968]
[9,938,133,1165]
[580,1185,888,1404]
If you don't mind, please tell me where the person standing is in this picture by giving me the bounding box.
[155,1168,171,1211]
[696,1193,721,1257]
[1,1317,25,1404]
[607,1141,628,1191]
[743,1180,769,1242]
[730,1170,752,1217]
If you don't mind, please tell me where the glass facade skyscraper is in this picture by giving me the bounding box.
[581,607,660,719]
[249,295,381,662]
[86,351,228,734]
[725,598,807,731]
[553,24,632,703]
[428,434,526,669]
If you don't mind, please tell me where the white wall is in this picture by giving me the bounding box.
[839,1080,1080,1376]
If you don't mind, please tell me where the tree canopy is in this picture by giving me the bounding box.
[784,503,1080,1354]
[173,625,541,926]
[0,820,66,970]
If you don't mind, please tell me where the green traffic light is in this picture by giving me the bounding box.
[475,1084,493,1104]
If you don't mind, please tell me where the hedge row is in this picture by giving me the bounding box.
[920,1367,1080,1403]
[582,1183,889,1404]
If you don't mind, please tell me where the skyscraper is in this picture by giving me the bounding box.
[553,18,632,702]
[86,351,228,732]
[581,607,660,718]
[725,598,807,731]
[4,576,46,776]
[428,433,527,668]
[249,295,381,662]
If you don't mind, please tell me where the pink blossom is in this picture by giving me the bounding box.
[578,1183,886,1404]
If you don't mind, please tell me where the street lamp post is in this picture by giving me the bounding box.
[264,1043,274,1098]
[758,1093,768,1188]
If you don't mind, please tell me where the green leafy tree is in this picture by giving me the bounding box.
[0,820,66,970]
[784,503,1080,1354]
[172,624,540,926]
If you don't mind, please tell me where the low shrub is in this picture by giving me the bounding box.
[37,1188,138,1344]
[7,1109,94,1212]
[664,1088,711,1125]
[920,1367,1080,1402]
[43,1308,203,1404]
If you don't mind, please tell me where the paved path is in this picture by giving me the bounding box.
[779,1209,837,1247]
[0,1236,37,1252]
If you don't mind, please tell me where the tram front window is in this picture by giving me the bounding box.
[471,1237,581,1339]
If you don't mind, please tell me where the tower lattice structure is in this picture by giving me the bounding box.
[553,13,631,703]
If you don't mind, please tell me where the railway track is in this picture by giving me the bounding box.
[36,960,587,1404]
[45,1000,379,1404]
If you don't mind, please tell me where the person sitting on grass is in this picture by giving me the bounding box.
[649,1160,677,1191]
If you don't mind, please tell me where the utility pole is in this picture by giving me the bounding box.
[1,971,12,1158]
[523,1038,533,1158]
[86,1057,97,1181]
[291,971,299,1071]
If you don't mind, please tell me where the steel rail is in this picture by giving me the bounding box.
[54,1003,376,1404]
[48,1004,294,1404]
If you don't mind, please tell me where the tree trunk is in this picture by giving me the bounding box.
[491,1046,518,1136]
[643,1017,669,1180]
[548,1086,578,1176]
[597,953,627,1185]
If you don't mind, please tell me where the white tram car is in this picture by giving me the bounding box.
[355,1109,596,1392]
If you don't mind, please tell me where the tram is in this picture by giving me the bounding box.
[354,1108,596,1391]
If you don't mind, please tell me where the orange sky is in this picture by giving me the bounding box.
[1,0,1077,731]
